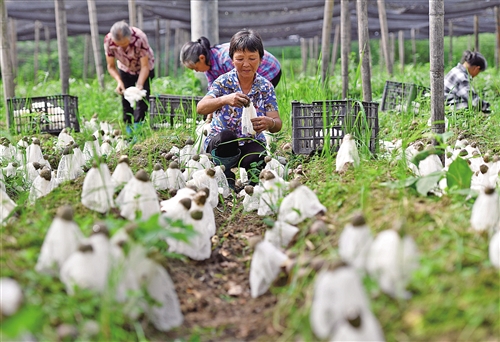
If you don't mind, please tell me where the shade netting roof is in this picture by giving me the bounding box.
[5,0,500,46]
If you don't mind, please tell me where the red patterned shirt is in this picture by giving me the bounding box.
[104,27,154,75]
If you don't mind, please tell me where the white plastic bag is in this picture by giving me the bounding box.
[241,102,257,135]
[124,86,147,109]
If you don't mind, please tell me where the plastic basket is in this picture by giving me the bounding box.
[149,94,204,129]
[380,81,430,112]
[291,99,379,156]
[7,95,80,135]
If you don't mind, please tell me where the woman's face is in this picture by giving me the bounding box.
[186,55,210,73]
[113,37,130,49]
[232,50,260,80]
[468,65,481,78]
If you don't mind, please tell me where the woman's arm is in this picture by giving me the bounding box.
[251,111,281,134]
[197,93,250,115]
[136,56,150,90]
[106,55,125,95]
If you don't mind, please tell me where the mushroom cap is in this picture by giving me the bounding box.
[190,210,203,220]
[263,170,275,181]
[414,141,424,151]
[219,164,226,172]
[32,162,41,170]
[200,186,210,197]
[205,168,216,177]
[62,146,72,155]
[153,163,162,171]
[169,161,179,169]
[346,309,362,328]
[40,168,52,181]
[485,186,496,195]
[289,179,302,190]
[56,205,74,221]
[264,156,272,163]
[33,138,41,145]
[91,222,109,237]
[179,197,192,210]
[78,243,94,253]
[192,154,200,162]
[459,149,468,157]
[244,185,254,195]
[168,188,178,197]
[185,137,194,145]
[118,155,130,164]
[351,213,366,227]
[193,191,207,206]
[135,169,150,182]
[479,164,489,174]
[12,162,19,168]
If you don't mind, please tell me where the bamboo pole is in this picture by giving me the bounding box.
[308,37,314,75]
[54,0,70,94]
[377,0,392,75]
[164,19,171,76]
[429,0,445,136]
[173,27,181,77]
[0,0,15,128]
[496,7,500,70]
[330,23,340,74]
[341,0,350,99]
[411,28,417,67]
[155,18,160,76]
[300,37,307,75]
[398,30,404,73]
[34,20,41,79]
[44,25,51,74]
[448,21,453,66]
[137,6,143,30]
[356,0,372,102]
[87,0,105,88]
[128,0,136,27]
[8,17,15,77]
[83,33,90,82]
[389,32,395,68]
[474,14,479,52]
[321,0,335,83]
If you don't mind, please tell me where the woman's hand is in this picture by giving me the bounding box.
[251,116,273,134]
[115,82,125,95]
[226,93,250,108]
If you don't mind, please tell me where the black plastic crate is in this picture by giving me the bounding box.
[149,94,203,129]
[7,95,80,135]
[291,100,379,156]
[380,81,430,112]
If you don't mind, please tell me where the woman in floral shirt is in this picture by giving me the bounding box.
[197,29,281,188]
[104,21,155,133]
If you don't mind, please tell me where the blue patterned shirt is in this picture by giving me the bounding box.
[444,63,490,112]
[204,68,279,150]
[205,43,281,87]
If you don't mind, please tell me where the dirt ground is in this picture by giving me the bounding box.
[149,198,281,342]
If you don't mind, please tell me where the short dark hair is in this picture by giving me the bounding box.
[180,37,211,66]
[461,50,487,71]
[229,29,264,60]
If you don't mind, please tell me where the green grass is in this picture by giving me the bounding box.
[1,56,499,341]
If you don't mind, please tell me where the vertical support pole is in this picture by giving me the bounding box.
[330,23,340,74]
[474,14,479,52]
[164,19,171,76]
[155,18,160,76]
[54,0,70,94]
[34,20,41,79]
[429,0,445,138]
[411,28,417,67]
[128,0,136,27]
[356,0,372,101]
[300,37,307,75]
[341,0,351,99]
[377,0,392,75]
[1,0,15,128]
[321,0,335,84]
[448,21,453,66]
[87,0,105,88]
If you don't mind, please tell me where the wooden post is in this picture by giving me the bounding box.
[308,37,314,75]
[321,0,335,83]
[377,0,392,75]
[389,32,395,68]
[137,6,143,30]
[429,0,445,136]
[398,30,404,73]
[1,0,15,128]
[173,27,181,77]
[164,19,171,76]
[313,35,320,65]
[474,14,479,52]
[341,0,350,99]
[331,23,340,74]
[155,18,160,76]
[356,0,372,102]
[44,25,51,74]
[448,21,453,66]
[300,37,307,75]
[8,17,16,77]
[83,34,90,82]
[128,0,136,27]
[34,20,41,79]
[496,6,500,70]
[54,0,70,94]
[379,38,384,70]
[87,0,105,88]
[411,28,417,67]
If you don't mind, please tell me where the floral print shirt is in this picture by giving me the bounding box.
[204,68,279,150]
[104,27,154,75]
